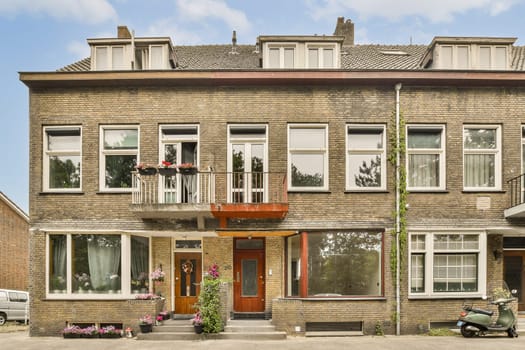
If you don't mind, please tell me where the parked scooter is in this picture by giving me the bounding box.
[457,285,518,338]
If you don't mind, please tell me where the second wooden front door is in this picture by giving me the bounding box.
[174,252,201,315]
[233,238,265,312]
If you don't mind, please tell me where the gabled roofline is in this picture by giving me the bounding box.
[19,69,525,89]
[0,191,29,222]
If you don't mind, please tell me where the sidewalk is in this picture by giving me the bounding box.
[2,331,525,350]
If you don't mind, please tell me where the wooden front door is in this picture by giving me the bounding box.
[174,252,201,315]
[233,238,265,312]
[504,251,525,311]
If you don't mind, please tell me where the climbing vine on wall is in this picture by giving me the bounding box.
[387,110,408,289]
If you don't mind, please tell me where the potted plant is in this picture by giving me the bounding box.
[135,163,157,176]
[150,267,165,283]
[159,310,170,320]
[62,325,83,338]
[158,160,177,176]
[98,325,122,338]
[191,311,203,334]
[139,314,153,333]
[177,162,198,175]
[81,325,99,338]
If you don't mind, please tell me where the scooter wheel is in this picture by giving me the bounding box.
[460,324,476,338]
[507,326,518,338]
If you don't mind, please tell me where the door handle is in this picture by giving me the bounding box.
[236,272,240,283]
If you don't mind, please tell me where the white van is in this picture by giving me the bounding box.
[0,289,29,325]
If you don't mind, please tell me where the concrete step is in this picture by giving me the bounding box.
[137,318,286,341]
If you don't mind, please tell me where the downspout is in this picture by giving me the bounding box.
[394,82,402,336]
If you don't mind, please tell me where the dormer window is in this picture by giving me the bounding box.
[268,46,295,68]
[307,45,335,68]
[94,46,127,71]
[259,35,343,69]
[421,37,515,70]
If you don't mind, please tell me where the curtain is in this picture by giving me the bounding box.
[408,154,439,187]
[52,235,66,278]
[131,236,149,286]
[87,236,121,290]
[464,154,495,187]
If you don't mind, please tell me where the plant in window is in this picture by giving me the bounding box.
[74,273,92,291]
[158,160,177,176]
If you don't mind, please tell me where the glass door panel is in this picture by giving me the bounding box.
[242,259,258,296]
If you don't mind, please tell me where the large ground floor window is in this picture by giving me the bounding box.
[286,230,383,297]
[47,233,149,298]
[409,232,486,297]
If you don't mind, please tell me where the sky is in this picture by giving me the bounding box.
[1,0,524,213]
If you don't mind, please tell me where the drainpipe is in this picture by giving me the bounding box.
[394,82,402,336]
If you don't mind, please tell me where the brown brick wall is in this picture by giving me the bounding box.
[0,198,29,291]
[28,83,525,335]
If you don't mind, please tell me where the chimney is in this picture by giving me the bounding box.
[230,30,239,55]
[117,25,132,39]
[334,17,354,46]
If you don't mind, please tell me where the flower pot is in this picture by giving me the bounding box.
[194,325,204,334]
[63,333,81,338]
[138,167,157,176]
[158,168,177,176]
[178,167,197,175]
[139,324,153,333]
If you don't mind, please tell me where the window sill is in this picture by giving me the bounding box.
[461,190,505,194]
[288,190,331,194]
[40,191,84,195]
[408,294,484,300]
[408,190,449,193]
[283,296,387,301]
[345,190,389,194]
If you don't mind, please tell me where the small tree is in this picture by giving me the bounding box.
[198,264,223,333]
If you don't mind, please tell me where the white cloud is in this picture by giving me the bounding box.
[0,0,117,24]
[67,40,90,59]
[175,0,250,32]
[307,0,522,22]
[146,19,203,45]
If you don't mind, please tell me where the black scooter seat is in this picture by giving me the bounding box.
[469,307,494,316]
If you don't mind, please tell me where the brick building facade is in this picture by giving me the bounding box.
[0,192,29,291]
[20,19,525,336]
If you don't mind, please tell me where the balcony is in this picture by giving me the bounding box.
[505,173,525,218]
[130,171,288,228]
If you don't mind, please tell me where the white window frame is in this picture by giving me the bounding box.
[149,44,166,69]
[265,44,297,68]
[463,125,501,191]
[346,124,386,191]
[99,125,140,192]
[406,125,446,191]
[227,124,269,203]
[93,46,127,71]
[45,232,152,300]
[305,43,338,68]
[288,124,329,191]
[408,231,486,298]
[43,126,82,192]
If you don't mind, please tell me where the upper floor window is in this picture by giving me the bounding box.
[100,126,139,191]
[94,46,126,70]
[268,46,295,68]
[463,125,501,191]
[43,126,81,191]
[407,125,446,190]
[307,45,335,68]
[288,124,328,191]
[479,46,507,70]
[346,124,386,190]
[149,45,165,69]
[409,232,486,297]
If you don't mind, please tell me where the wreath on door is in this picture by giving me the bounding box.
[182,261,194,274]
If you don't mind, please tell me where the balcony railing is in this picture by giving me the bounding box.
[131,171,215,205]
[505,173,525,218]
[130,171,288,226]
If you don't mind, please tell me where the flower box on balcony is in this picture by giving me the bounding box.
[138,167,157,176]
[158,168,177,176]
